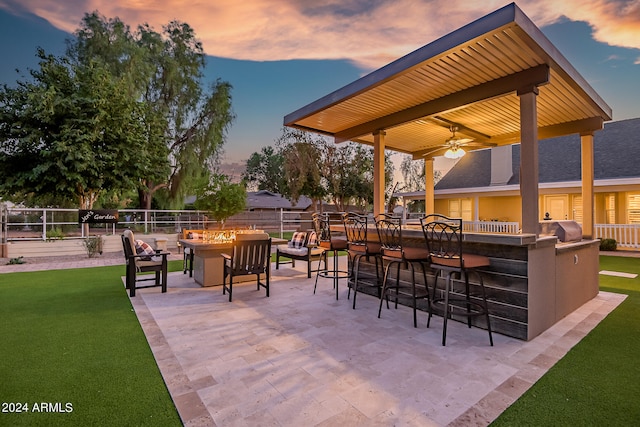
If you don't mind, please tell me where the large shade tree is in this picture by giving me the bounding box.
[244,128,394,212]
[243,145,287,194]
[0,50,148,208]
[69,12,234,209]
[0,12,233,210]
[276,129,326,210]
[399,154,442,191]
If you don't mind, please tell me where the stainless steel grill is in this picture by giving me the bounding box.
[539,220,583,243]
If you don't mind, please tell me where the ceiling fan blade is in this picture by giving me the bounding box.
[421,146,447,157]
[460,141,497,148]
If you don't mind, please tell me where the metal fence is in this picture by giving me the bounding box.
[2,204,638,247]
[1,207,213,241]
[0,206,315,242]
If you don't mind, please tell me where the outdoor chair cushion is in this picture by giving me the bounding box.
[278,246,324,257]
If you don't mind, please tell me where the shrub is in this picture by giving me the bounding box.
[46,227,65,240]
[599,238,617,251]
[83,236,103,258]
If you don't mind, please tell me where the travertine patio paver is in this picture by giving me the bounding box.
[129,259,625,426]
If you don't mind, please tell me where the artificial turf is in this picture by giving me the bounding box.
[2,255,639,425]
[491,255,640,425]
[0,261,183,426]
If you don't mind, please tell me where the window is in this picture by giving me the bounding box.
[628,194,640,224]
[572,195,583,223]
[449,198,472,221]
[605,194,616,224]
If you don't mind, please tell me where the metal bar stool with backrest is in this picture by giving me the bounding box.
[375,214,431,328]
[313,212,349,300]
[421,214,493,346]
[342,212,383,309]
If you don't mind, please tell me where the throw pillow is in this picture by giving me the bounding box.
[288,232,307,249]
[135,239,156,261]
[307,231,318,246]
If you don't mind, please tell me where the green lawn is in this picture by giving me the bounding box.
[0,261,183,427]
[492,255,640,425]
[1,256,639,425]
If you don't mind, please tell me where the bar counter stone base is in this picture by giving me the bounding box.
[350,231,600,341]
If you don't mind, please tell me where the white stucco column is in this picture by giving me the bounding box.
[518,86,540,235]
[581,133,595,239]
[373,130,386,217]
[424,158,434,214]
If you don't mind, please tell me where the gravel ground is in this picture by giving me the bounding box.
[1,250,183,268]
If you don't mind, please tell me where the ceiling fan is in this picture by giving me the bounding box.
[423,126,495,159]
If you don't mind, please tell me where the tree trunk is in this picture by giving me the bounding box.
[138,182,168,210]
[79,191,99,237]
[138,189,152,210]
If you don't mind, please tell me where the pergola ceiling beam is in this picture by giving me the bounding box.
[488,116,605,145]
[427,116,491,141]
[334,64,550,143]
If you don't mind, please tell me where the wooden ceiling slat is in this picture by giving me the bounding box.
[285,4,611,154]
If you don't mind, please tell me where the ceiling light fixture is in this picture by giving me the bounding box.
[443,126,466,159]
[444,147,466,159]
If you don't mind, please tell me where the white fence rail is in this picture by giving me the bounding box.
[595,224,640,249]
[1,207,213,241]
[463,220,520,234]
[2,204,639,249]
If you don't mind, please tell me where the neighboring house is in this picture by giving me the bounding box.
[400,118,640,231]
[225,190,313,231]
[245,190,312,211]
[185,190,313,212]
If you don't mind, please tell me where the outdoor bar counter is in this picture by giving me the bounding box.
[347,225,600,341]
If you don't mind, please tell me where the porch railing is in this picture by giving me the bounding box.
[595,224,640,249]
[462,220,520,234]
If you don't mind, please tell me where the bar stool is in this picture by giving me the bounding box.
[342,212,382,309]
[421,214,493,346]
[375,214,431,328]
[313,212,349,300]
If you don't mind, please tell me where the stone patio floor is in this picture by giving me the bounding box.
[122,258,625,426]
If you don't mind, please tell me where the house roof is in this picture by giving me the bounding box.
[435,117,640,192]
[246,190,312,210]
[284,3,612,159]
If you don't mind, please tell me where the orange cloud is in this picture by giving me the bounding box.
[2,0,639,69]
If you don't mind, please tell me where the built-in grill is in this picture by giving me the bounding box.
[539,220,583,243]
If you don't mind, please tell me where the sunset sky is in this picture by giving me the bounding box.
[0,0,639,172]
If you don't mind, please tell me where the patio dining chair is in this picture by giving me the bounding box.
[275,229,325,278]
[221,233,272,302]
[121,229,168,297]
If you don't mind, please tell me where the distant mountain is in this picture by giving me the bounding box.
[0,9,68,85]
